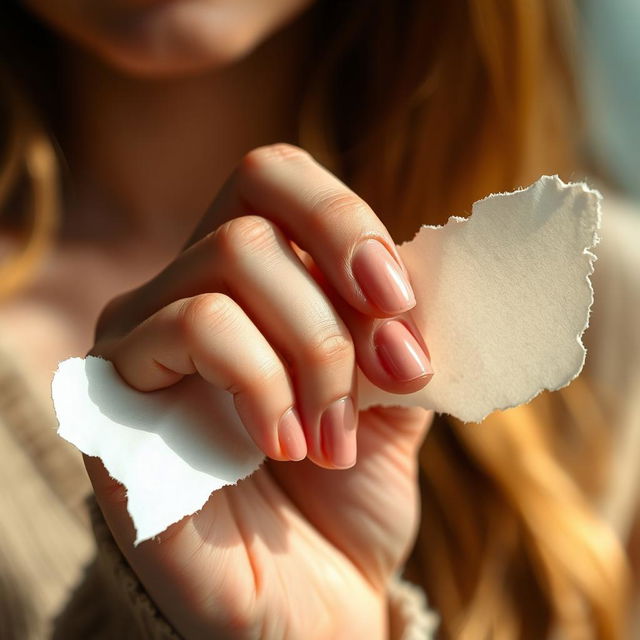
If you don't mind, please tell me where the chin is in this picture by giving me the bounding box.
[92,2,270,77]
[27,0,314,78]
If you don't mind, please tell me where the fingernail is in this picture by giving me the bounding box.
[278,408,307,461]
[374,320,433,382]
[352,239,416,314]
[320,396,357,468]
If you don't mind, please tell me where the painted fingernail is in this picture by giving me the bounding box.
[278,407,307,461]
[320,396,357,468]
[374,320,433,382]
[352,239,416,314]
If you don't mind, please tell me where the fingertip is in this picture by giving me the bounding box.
[319,396,358,469]
[277,407,308,461]
[351,238,416,317]
[374,319,433,382]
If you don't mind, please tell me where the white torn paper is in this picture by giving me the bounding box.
[53,362,264,544]
[53,175,601,544]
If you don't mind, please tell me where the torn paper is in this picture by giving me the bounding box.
[53,175,601,544]
[359,174,601,421]
[54,360,264,544]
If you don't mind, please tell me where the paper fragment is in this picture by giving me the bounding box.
[54,360,264,544]
[359,174,601,421]
[53,175,601,544]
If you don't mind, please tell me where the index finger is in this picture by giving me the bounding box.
[190,143,416,318]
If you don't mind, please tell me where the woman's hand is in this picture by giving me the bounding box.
[85,144,434,639]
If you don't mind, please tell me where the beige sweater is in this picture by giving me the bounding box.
[0,195,638,639]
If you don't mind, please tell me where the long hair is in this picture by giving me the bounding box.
[0,1,630,637]
[0,5,59,301]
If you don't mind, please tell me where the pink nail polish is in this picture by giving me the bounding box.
[320,397,357,468]
[278,408,307,461]
[374,320,433,382]
[352,239,416,314]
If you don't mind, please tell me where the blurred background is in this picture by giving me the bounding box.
[580,0,640,202]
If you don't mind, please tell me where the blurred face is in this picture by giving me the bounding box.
[24,0,315,76]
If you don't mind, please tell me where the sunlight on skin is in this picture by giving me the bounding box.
[87,407,431,638]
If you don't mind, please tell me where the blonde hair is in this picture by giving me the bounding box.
[0,1,631,637]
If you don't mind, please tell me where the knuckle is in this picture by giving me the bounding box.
[233,358,285,396]
[254,357,287,387]
[177,293,236,343]
[241,143,310,174]
[215,215,276,257]
[304,330,354,367]
[309,190,371,232]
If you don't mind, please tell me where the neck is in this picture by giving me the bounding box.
[60,18,308,247]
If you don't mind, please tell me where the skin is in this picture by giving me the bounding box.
[16,1,435,637]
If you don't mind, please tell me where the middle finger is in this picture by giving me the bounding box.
[217,216,358,469]
[184,215,358,469]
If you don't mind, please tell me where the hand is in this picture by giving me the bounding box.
[85,144,434,639]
